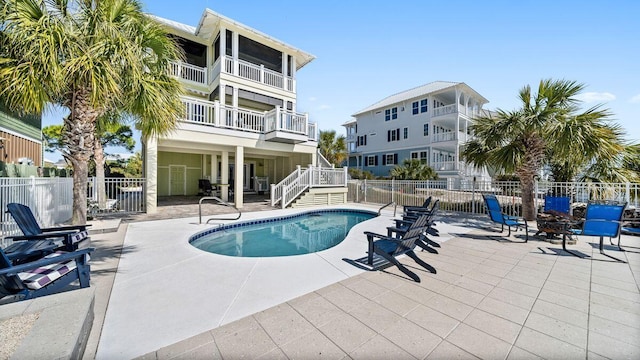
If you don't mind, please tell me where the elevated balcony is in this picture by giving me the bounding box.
[432,131,470,144]
[170,56,296,93]
[179,97,316,143]
[169,61,208,85]
[432,104,482,119]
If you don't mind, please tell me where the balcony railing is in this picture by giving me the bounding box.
[432,132,456,143]
[432,104,457,118]
[179,97,316,141]
[431,161,458,171]
[171,56,295,92]
[169,61,207,85]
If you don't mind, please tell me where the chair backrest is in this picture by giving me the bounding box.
[7,203,43,236]
[482,194,504,222]
[582,202,626,237]
[392,216,431,256]
[544,196,570,214]
[421,196,432,209]
[199,179,213,191]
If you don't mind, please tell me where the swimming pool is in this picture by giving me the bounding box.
[190,209,376,257]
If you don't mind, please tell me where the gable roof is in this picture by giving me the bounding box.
[352,81,488,116]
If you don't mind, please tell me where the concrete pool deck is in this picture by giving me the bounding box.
[96,204,476,358]
[89,203,640,359]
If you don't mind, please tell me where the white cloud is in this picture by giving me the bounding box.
[575,92,616,103]
[308,96,317,102]
[317,104,331,110]
[630,94,640,103]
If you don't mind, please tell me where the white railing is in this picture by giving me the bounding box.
[265,106,308,135]
[347,179,640,218]
[1,177,73,247]
[432,161,457,171]
[87,177,146,215]
[169,61,207,85]
[181,97,217,125]
[271,166,348,208]
[317,149,333,168]
[307,123,317,141]
[179,97,316,138]
[219,105,265,133]
[220,56,291,92]
[432,104,457,117]
[432,132,456,142]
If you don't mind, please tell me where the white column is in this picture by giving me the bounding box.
[221,150,229,202]
[232,31,239,74]
[144,136,158,214]
[219,84,226,106]
[219,26,226,64]
[290,55,296,92]
[234,146,244,208]
[282,52,288,77]
[211,153,218,183]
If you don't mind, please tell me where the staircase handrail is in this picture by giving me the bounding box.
[271,166,306,206]
[281,167,313,209]
[316,149,334,168]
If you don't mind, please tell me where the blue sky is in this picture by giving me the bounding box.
[43,0,640,160]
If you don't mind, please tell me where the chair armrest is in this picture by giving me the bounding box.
[0,248,94,276]
[393,219,412,227]
[5,231,78,241]
[41,224,91,232]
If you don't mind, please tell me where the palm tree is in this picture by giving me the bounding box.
[462,79,628,220]
[318,130,347,167]
[0,0,183,223]
[390,159,438,180]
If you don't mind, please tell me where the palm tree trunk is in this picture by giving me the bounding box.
[94,138,107,209]
[63,88,99,225]
[520,177,536,220]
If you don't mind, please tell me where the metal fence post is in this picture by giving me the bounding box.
[472,176,476,214]
[364,179,367,203]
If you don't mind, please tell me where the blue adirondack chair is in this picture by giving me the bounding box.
[403,196,432,216]
[0,247,93,303]
[364,214,437,282]
[482,194,528,242]
[6,203,90,251]
[571,201,626,261]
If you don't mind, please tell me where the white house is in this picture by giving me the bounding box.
[345,81,491,182]
[143,9,322,212]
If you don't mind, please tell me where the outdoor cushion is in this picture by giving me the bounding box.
[70,230,89,244]
[18,252,77,290]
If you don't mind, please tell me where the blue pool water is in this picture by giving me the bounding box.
[190,209,376,257]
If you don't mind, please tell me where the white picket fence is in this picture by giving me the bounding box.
[0,177,73,246]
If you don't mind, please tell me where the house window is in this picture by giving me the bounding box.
[404,127,409,139]
[366,155,377,166]
[391,107,398,120]
[357,135,367,146]
[412,101,419,115]
[383,154,397,166]
[420,99,428,113]
[411,151,428,164]
[423,124,429,136]
[387,129,400,142]
[385,109,391,121]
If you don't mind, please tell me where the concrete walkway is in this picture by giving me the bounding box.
[86,204,640,360]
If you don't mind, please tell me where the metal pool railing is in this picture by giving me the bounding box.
[347,179,640,218]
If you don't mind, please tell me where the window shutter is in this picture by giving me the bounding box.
[396,129,400,140]
[387,131,391,142]
[364,156,368,166]
[382,155,386,165]
[364,135,367,145]
[394,154,398,164]
[374,156,378,166]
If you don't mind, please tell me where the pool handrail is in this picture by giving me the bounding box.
[378,201,397,217]
[199,196,242,224]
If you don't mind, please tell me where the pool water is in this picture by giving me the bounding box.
[190,209,376,257]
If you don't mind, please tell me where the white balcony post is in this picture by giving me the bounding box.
[282,184,287,209]
[276,106,282,130]
[213,100,220,126]
[260,64,264,84]
[344,167,348,187]
[270,184,275,206]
